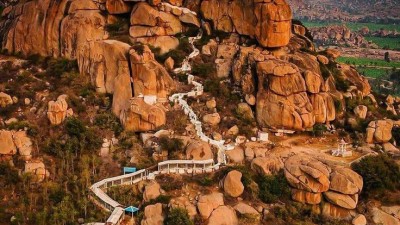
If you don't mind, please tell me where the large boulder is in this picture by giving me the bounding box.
[323,191,358,210]
[143,181,162,202]
[338,64,371,96]
[284,155,331,193]
[321,202,354,219]
[78,40,132,117]
[47,95,69,125]
[120,97,166,132]
[226,146,245,164]
[169,197,197,218]
[130,46,175,101]
[200,0,292,48]
[329,167,363,195]
[371,207,400,225]
[309,93,336,124]
[13,131,33,160]
[256,60,315,130]
[251,156,284,175]
[186,140,213,160]
[203,113,221,126]
[233,203,260,220]
[207,206,238,225]
[197,192,224,219]
[0,92,13,107]
[141,203,164,225]
[291,189,322,205]
[105,0,131,14]
[222,170,244,198]
[366,120,394,144]
[24,160,49,182]
[0,130,17,155]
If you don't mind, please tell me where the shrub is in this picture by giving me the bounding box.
[0,163,20,185]
[312,124,327,137]
[192,62,216,78]
[164,208,193,225]
[352,154,400,196]
[159,137,184,157]
[94,113,123,136]
[256,170,291,203]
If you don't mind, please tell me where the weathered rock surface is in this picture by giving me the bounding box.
[284,155,331,193]
[130,46,175,100]
[291,189,322,204]
[143,181,161,202]
[371,207,400,225]
[120,97,166,132]
[352,214,367,225]
[203,113,221,126]
[47,95,69,125]
[226,146,245,164]
[366,120,394,144]
[323,191,358,209]
[322,202,354,219]
[24,160,49,182]
[141,203,164,225]
[186,140,213,160]
[169,197,197,218]
[106,0,131,14]
[13,131,33,160]
[251,156,284,175]
[222,170,244,198]
[197,192,224,219]
[256,60,315,130]
[233,203,260,220]
[207,206,238,225]
[329,167,363,195]
[0,92,13,107]
[78,40,132,117]
[200,0,292,48]
[0,130,17,155]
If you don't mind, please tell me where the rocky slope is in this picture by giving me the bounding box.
[0,0,372,132]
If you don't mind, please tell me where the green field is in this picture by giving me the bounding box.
[357,68,391,78]
[365,37,400,50]
[337,57,400,68]
[302,21,400,32]
[337,57,400,78]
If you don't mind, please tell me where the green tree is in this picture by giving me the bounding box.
[164,208,193,225]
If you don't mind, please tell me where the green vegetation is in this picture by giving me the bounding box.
[312,124,328,137]
[165,208,193,225]
[303,21,399,32]
[337,57,400,68]
[256,171,291,204]
[357,67,390,78]
[158,136,184,158]
[365,36,400,50]
[154,37,193,66]
[352,155,400,197]
[94,112,124,136]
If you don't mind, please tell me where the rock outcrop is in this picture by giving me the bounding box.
[366,120,394,144]
[0,92,13,107]
[47,95,70,125]
[197,192,224,219]
[207,205,238,225]
[120,97,166,132]
[1,0,105,58]
[284,155,363,220]
[78,40,132,117]
[24,160,49,182]
[141,203,164,225]
[130,45,175,101]
[222,170,244,198]
[200,0,292,48]
[0,130,33,160]
[186,140,213,160]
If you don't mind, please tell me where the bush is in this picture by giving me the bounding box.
[352,154,400,196]
[159,137,184,157]
[192,62,216,78]
[312,124,327,137]
[164,208,193,225]
[94,113,123,136]
[256,170,291,203]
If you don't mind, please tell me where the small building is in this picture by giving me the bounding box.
[258,132,269,142]
[332,139,352,157]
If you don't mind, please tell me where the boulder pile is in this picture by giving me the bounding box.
[284,155,363,220]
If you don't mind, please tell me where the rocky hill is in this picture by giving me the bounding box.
[287,0,400,23]
[0,1,400,225]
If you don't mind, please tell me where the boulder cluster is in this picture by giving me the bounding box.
[284,155,364,220]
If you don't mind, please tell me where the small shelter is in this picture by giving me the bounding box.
[125,206,139,217]
[332,139,352,157]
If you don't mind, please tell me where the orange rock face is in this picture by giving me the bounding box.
[200,0,292,48]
